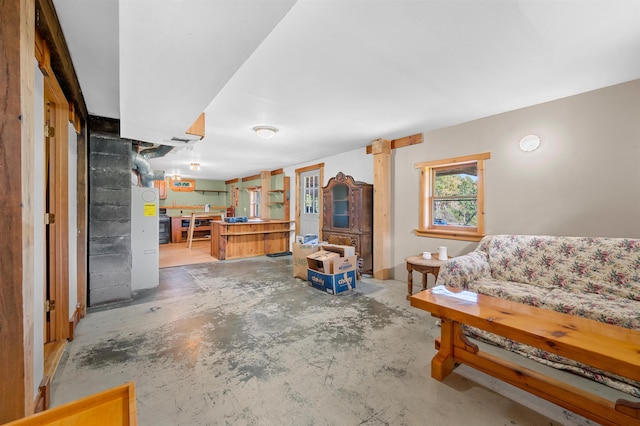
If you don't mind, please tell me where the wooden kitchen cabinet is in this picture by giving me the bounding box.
[211,220,293,260]
[170,215,222,243]
[154,179,167,199]
[322,172,373,274]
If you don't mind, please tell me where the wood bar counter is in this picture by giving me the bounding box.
[211,220,293,260]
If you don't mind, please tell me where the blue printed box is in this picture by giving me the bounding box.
[307,269,357,295]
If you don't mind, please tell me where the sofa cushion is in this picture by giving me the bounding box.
[467,279,549,307]
[541,289,640,329]
[482,235,640,301]
[465,325,640,398]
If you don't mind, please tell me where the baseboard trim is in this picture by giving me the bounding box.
[68,303,83,341]
[33,375,50,413]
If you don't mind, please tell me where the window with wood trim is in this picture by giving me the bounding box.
[415,152,490,241]
[249,187,261,218]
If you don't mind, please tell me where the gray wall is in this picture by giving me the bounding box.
[393,79,640,279]
[88,119,133,305]
[284,80,640,282]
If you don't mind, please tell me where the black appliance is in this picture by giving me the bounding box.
[159,209,170,244]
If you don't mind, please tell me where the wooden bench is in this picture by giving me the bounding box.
[3,382,137,425]
[410,289,640,426]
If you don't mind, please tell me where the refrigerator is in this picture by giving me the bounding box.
[131,186,159,291]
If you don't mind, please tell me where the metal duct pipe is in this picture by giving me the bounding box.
[131,144,173,188]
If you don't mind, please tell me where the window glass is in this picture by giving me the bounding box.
[304,175,319,214]
[432,164,478,228]
[332,183,349,228]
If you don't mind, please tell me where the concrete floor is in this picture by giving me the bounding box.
[51,256,602,425]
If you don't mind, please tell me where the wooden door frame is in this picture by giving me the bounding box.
[43,69,70,344]
[294,163,324,237]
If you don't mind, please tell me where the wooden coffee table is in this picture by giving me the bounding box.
[404,254,450,300]
[410,288,640,426]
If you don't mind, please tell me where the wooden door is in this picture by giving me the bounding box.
[299,169,320,236]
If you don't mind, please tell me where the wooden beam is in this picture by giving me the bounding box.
[0,0,35,421]
[185,112,205,139]
[225,178,239,185]
[366,133,423,154]
[372,138,392,280]
[270,168,284,176]
[34,31,52,77]
[242,173,261,182]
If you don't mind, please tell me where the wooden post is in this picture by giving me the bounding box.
[367,134,422,281]
[0,0,35,421]
[260,171,271,220]
[283,176,290,221]
[372,138,391,279]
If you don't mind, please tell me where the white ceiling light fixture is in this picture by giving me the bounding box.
[519,134,541,152]
[190,162,200,171]
[253,125,278,139]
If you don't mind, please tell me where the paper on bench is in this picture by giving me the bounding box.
[431,285,478,303]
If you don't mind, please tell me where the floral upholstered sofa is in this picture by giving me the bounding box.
[435,234,640,397]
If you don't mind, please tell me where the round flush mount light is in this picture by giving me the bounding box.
[519,134,541,152]
[253,125,278,139]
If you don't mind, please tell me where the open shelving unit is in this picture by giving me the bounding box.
[194,189,227,194]
[267,189,285,207]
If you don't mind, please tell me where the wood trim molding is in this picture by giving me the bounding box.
[242,173,261,182]
[366,133,423,154]
[294,162,324,174]
[33,376,51,414]
[35,0,88,121]
[415,154,489,241]
[185,113,205,139]
[68,303,83,341]
[415,151,491,169]
[270,168,284,176]
[225,178,239,184]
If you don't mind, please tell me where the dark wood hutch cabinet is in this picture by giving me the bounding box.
[322,172,373,275]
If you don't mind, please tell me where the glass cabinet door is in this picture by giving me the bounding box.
[332,183,349,228]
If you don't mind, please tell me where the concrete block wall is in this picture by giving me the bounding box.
[88,117,133,305]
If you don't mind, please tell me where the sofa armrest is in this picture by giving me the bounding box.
[435,251,490,290]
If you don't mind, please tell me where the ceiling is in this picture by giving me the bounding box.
[53,0,640,181]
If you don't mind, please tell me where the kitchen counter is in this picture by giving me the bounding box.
[211,220,294,260]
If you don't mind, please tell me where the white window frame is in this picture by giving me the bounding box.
[249,187,261,218]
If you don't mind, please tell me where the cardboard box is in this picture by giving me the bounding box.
[322,244,356,257]
[331,255,358,274]
[296,234,319,244]
[308,269,357,295]
[293,243,320,280]
[306,250,340,274]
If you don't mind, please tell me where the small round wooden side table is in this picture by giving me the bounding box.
[405,254,451,300]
